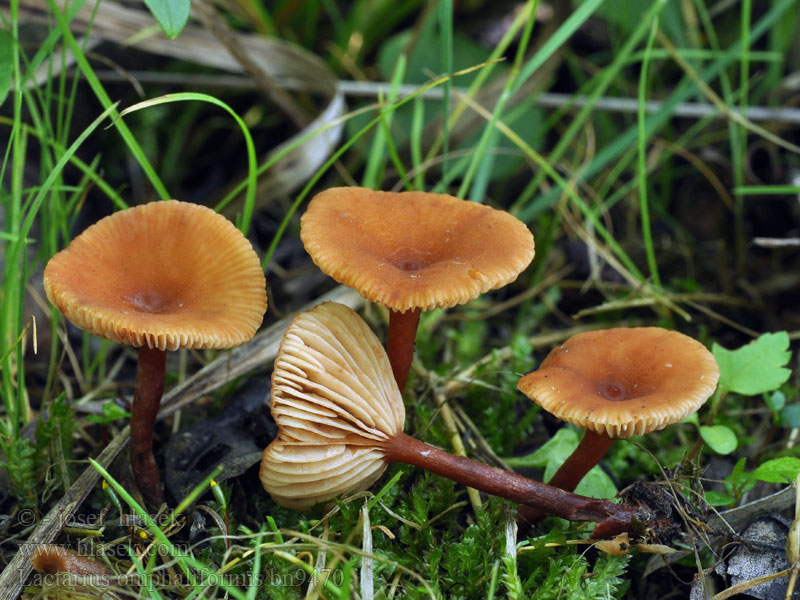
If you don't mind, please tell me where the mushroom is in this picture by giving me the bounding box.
[516,327,719,524]
[300,187,534,390]
[260,302,644,538]
[44,201,267,507]
[30,544,111,576]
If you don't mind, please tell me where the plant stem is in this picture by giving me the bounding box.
[517,429,614,527]
[386,308,421,391]
[130,346,166,508]
[384,433,636,537]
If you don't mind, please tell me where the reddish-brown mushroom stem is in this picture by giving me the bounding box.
[386,308,422,391]
[517,429,615,527]
[384,432,637,536]
[129,346,167,508]
[549,429,615,492]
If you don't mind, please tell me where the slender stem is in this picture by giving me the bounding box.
[517,429,614,527]
[551,430,615,492]
[386,308,421,391]
[130,346,167,508]
[384,433,637,537]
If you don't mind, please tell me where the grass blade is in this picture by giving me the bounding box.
[118,92,257,234]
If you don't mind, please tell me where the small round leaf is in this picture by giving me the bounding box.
[700,425,738,455]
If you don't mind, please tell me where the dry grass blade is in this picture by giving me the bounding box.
[361,502,374,600]
[657,31,800,155]
[433,388,482,513]
[711,567,792,600]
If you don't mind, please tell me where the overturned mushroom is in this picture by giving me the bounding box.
[300,187,534,391]
[260,302,643,538]
[516,327,719,525]
[44,201,267,506]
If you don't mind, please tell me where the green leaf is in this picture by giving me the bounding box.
[86,401,130,424]
[752,457,800,484]
[700,425,738,454]
[723,457,759,498]
[781,405,800,428]
[724,457,748,492]
[505,427,578,471]
[143,0,190,40]
[575,464,618,500]
[766,390,786,412]
[704,490,736,506]
[0,30,11,108]
[712,332,791,395]
[505,428,617,498]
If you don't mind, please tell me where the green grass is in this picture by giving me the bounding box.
[3,0,800,597]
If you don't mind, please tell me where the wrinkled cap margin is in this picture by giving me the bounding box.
[260,302,405,510]
[43,200,267,351]
[300,187,535,312]
[517,327,720,439]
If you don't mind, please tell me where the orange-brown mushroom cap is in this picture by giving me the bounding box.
[300,187,535,312]
[517,327,720,438]
[43,201,267,351]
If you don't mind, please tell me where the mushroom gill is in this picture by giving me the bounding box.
[260,302,405,510]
